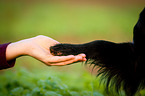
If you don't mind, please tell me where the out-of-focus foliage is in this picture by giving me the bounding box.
[0,68,105,96]
[1,67,145,96]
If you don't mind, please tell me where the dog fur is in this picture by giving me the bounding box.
[50,8,145,96]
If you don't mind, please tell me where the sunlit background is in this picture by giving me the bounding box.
[0,0,145,96]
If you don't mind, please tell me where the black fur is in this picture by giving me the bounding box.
[50,8,145,96]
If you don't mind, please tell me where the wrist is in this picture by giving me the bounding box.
[6,40,29,61]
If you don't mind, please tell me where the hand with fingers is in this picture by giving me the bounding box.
[6,35,86,66]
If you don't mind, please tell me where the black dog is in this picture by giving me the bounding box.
[50,8,145,96]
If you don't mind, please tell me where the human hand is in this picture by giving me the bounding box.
[6,35,86,66]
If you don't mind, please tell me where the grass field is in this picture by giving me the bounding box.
[0,1,145,96]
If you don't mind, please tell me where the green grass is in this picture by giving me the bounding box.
[0,2,145,96]
[0,67,119,96]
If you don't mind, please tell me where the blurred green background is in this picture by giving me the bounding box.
[0,0,145,96]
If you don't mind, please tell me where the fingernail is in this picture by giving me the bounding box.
[83,58,87,61]
[80,53,86,57]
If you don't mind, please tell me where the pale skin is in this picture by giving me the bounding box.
[6,35,86,66]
